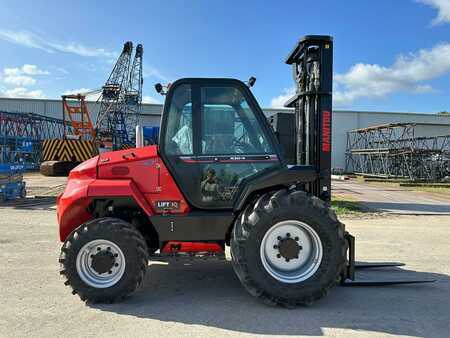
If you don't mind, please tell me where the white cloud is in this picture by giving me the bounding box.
[143,66,170,82]
[4,64,49,76]
[0,87,45,99]
[47,42,116,58]
[63,88,93,95]
[270,87,295,108]
[270,42,450,108]
[63,88,101,101]
[2,64,49,87]
[333,42,450,106]
[56,67,69,74]
[142,95,161,104]
[0,29,52,52]
[21,64,50,75]
[3,75,36,86]
[0,29,115,58]
[418,0,450,25]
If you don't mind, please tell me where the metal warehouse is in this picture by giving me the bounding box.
[1,97,449,171]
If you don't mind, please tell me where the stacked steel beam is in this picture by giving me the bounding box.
[345,123,450,180]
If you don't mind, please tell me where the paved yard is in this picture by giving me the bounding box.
[333,180,450,215]
[0,204,449,338]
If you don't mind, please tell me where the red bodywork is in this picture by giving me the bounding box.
[57,146,189,241]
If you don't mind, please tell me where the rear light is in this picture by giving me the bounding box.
[69,156,98,179]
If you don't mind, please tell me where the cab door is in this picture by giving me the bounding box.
[159,79,282,209]
[158,82,200,207]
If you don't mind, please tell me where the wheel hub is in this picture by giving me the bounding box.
[260,220,323,283]
[76,239,126,288]
[91,250,116,274]
[277,237,302,261]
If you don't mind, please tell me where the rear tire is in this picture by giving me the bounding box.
[59,217,149,303]
[231,189,347,307]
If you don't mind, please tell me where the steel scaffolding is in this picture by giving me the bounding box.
[0,111,64,169]
[345,123,450,181]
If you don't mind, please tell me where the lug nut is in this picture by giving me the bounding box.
[286,233,291,237]
[295,237,299,241]
[97,247,101,251]
[115,263,119,267]
[277,254,281,258]
[277,236,282,241]
[285,258,290,262]
[114,253,118,257]
[108,270,112,274]
[273,245,278,249]
[107,247,111,251]
[299,246,303,250]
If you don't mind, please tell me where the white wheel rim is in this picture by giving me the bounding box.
[76,239,126,288]
[260,220,323,283]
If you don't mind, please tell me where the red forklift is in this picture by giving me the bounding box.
[57,36,433,306]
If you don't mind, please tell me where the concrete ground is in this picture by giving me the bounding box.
[0,201,449,338]
[333,179,450,215]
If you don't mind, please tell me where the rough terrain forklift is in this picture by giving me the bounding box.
[58,35,432,306]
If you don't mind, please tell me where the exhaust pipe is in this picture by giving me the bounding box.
[135,125,144,148]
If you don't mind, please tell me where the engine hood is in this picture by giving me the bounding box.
[97,145,160,193]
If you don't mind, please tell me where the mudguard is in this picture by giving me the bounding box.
[87,179,153,215]
[57,177,94,241]
[57,179,154,241]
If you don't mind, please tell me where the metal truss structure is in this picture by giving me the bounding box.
[95,41,133,149]
[345,123,450,181]
[123,43,143,145]
[0,111,64,168]
[95,41,144,150]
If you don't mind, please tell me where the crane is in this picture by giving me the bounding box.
[40,41,144,175]
[61,88,102,140]
[123,43,144,146]
[95,41,133,150]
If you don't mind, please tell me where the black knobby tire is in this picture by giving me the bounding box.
[59,217,149,303]
[231,189,347,307]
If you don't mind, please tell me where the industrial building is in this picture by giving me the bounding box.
[1,97,449,171]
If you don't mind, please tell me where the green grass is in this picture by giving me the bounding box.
[331,195,366,216]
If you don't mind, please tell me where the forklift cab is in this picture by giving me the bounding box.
[159,78,283,209]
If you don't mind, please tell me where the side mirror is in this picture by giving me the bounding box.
[154,83,163,94]
[247,76,256,88]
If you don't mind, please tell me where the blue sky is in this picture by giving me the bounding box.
[0,0,449,113]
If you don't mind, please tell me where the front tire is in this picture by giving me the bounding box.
[59,217,149,303]
[231,189,347,307]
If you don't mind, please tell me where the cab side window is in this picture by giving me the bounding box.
[163,84,193,155]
